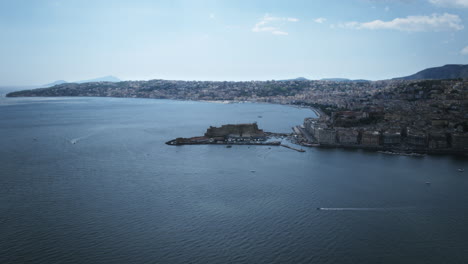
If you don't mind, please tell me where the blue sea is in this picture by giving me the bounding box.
[1,97,468,263]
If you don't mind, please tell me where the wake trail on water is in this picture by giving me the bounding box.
[317,207,415,211]
[66,133,96,144]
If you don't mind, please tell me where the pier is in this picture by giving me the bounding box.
[280,144,306,152]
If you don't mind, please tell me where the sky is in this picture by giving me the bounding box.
[1,0,468,85]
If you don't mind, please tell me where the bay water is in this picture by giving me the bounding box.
[1,97,467,263]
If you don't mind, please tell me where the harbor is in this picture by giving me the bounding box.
[166,123,306,152]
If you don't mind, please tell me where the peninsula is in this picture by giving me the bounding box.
[166,123,279,146]
[166,123,306,152]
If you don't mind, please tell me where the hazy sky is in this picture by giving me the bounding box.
[1,0,468,85]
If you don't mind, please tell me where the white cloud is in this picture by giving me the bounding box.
[429,0,468,8]
[252,14,299,35]
[272,31,289,35]
[461,46,468,54]
[340,13,463,32]
[314,17,327,24]
[366,0,417,2]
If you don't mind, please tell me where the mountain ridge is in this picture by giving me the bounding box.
[394,64,468,80]
[42,76,121,87]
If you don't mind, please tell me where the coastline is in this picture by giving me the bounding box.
[6,95,321,117]
[198,99,321,118]
[293,125,468,157]
[3,95,466,156]
[299,143,468,156]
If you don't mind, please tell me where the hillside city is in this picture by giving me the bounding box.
[7,78,468,154]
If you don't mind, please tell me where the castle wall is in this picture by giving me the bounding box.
[204,123,264,138]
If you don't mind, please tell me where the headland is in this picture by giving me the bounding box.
[166,123,276,145]
[166,123,305,152]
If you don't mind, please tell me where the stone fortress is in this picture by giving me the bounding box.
[166,123,277,146]
[204,123,265,138]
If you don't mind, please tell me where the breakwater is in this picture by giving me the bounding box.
[280,144,306,152]
[166,138,281,146]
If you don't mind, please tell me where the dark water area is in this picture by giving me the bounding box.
[1,97,468,264]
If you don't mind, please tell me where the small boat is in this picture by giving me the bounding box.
[425,182,431,185]
[226,145,232,148]
[458,168,464,172]
[250,170,256,173]
[258,115,263,118]
[316,207,321,210]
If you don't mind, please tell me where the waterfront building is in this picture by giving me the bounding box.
[317,128,337,145]
[451,133,468,150]
[428,132,448,149]
[361,131,381,146]
[406,128,428,147]
[336,129,359,145]
[383,130,401,145]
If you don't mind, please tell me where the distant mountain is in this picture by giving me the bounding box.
[321,78,369,83]
[42,80,67,87]
[279,77,309,81]
[321,78,350,82]
[41,76,121,88]
[394,64,468,80]
[76,75,121,83]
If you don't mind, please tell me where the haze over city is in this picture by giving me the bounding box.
[1,0,468,85]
